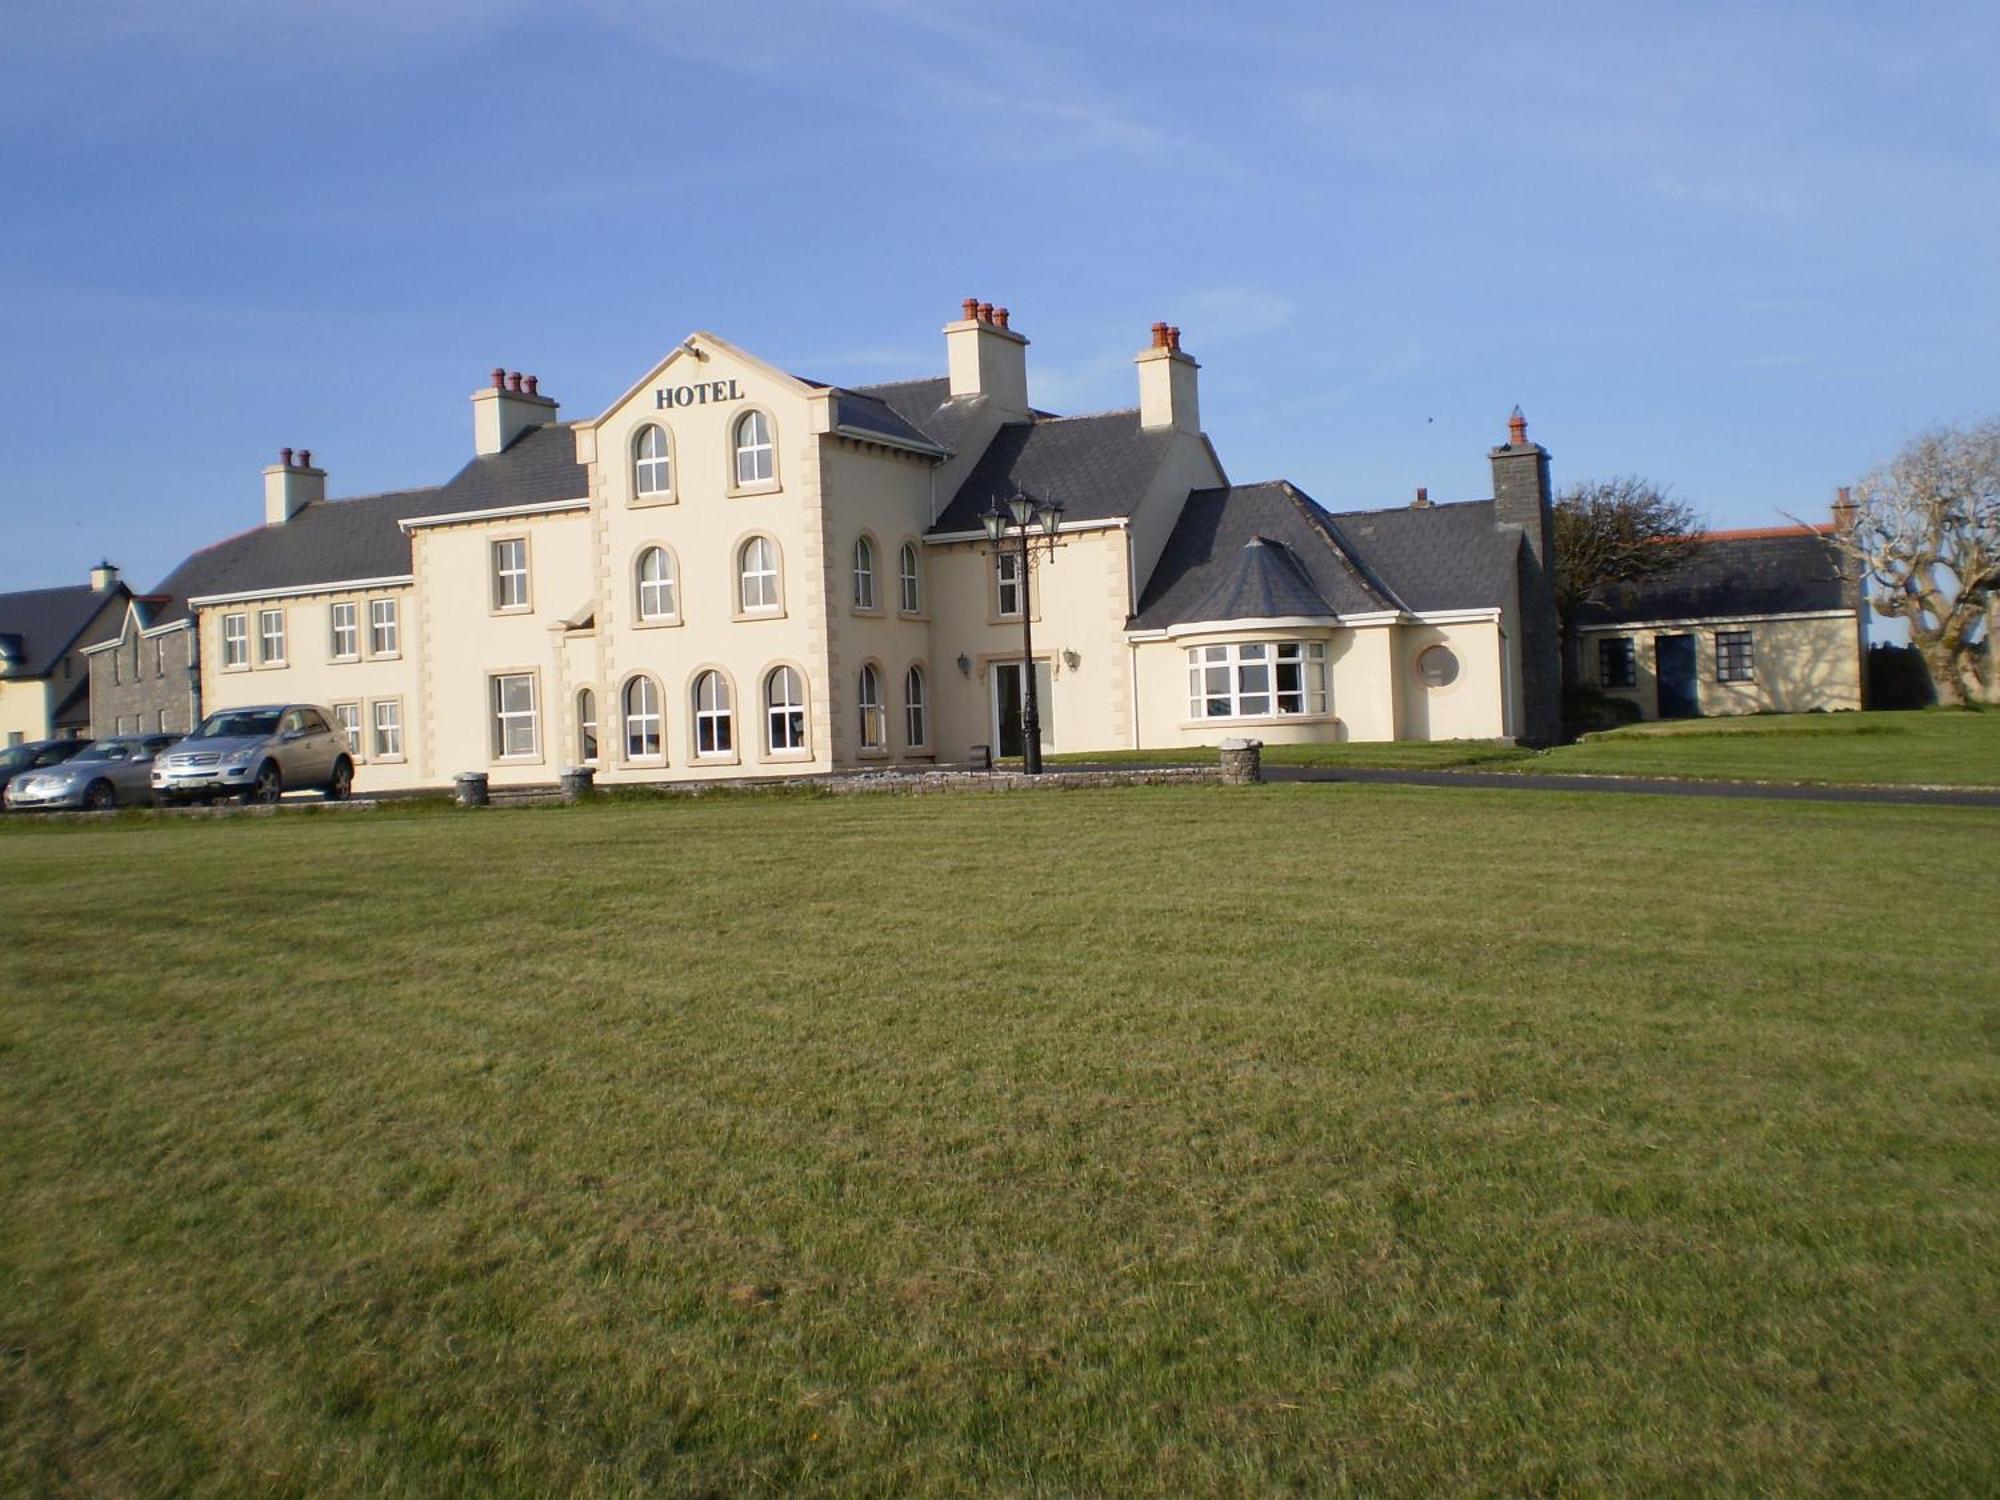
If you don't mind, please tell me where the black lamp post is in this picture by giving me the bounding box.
[980,491,1065,774]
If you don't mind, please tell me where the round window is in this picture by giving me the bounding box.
[1417,645,1459,689]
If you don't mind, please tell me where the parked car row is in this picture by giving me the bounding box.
[4,703,355,811]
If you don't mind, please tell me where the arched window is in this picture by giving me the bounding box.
[633,424,671,498]
[623,677,661,759]
[903,665,927,748]
[738,536,779,613]
[853,535,877,609]
[766,666,806,753]
[733,410,773,486]
[858,663,886,750]
[577,687,598,763]
[898,542,921,614]
[693,670,733,757]
[636,546,677,621]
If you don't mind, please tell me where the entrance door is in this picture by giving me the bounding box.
[1655,633,1699,719]
[991,661,1053,758]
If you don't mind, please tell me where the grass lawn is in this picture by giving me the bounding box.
[3,787,1997,1495]
[1039,708,1999,786]
[1536,708,2000,786]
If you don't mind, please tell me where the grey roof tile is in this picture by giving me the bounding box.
[150,422,586,616]
[850,375,993,454]
[0,582,127,678]
[1323,500,1521,613]
[828,389,948,454]
[1132,482,1406,629]
[1577,528,1849,625]
[1181,536,1338,623]
[930,410,1177,534]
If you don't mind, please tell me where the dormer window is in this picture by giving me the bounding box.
[633,424,671,499]
[733,410,774,487]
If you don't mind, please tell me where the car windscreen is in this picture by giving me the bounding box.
[76,739,132,761]
[190,711,281,740]
[0,747,30,772]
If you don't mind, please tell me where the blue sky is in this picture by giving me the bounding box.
[2,1,1995,596]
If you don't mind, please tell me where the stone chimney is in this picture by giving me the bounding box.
[90,560,120,591]
[1488,407,1560,746]
[944,299,1030,416]
[263,447,326,526]
[1831,485,1860,533]
[1411,487,1431,509]
[473,368,559,457]
[1136,322,1200,434]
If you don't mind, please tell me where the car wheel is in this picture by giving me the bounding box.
[83,780,116,811]
[248,763,283,804]
[325,758,353,802]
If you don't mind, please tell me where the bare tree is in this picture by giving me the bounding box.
[1819,420,2000,706]
[1553,477,1704,682]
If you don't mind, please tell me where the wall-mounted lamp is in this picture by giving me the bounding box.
[956,653,972,676]
[1062,649,1081,671]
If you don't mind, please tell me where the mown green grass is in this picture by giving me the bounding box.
[1540,708,2000,785]
[1038,739,1532,771]
[3,787,1997,1495]
[1041,708,1999,786]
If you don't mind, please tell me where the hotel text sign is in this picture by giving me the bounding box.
[656,378,744,409]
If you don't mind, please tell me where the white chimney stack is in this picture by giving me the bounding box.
[943,298,1030,416]
[263,447,325,526]
[1136,323,1200,434]
[90,560,120,591]
[472,368,558,456]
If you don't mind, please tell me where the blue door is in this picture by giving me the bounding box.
[1655,634,1699,719]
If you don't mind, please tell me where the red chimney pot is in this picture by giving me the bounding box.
[279,446,294,467]
[994,307,1010,330]
[977,302,995,324]
[1508,406,1528,446]
[1150,321,1168,349]
[507,372,523,393]
[298,449,312,469]
[961,297,979,321]
[491,367,507,389]
[524,374,539,396]
[1167,326,1182,353]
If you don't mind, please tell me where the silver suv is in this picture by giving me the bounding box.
[153,704,354,805]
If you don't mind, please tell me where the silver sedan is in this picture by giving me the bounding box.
[3,734,178,811]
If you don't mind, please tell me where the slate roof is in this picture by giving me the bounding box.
[1132,482,1410,629]
[151,423,586,618]
[0,583,125,678]
[827,388,948,454]
[930,410,1179,534]
[1576,527,1850,626]
[851,375,992,455]
[1324,500,1522,614]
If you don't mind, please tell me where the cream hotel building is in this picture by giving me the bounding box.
[155,301,1562,792]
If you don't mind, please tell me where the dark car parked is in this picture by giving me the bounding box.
[0,738,90,808]
[3,733,178,811]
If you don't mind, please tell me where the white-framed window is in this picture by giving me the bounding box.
[333,701,363,760]
[623,676,662,759]
[490,672,538,759]
[734,410,774,486]
[853,535,877,609]
[577,688,598,764]
[904,664,927,748]
[765,666,806,753]
[857,663,886,750]
[257,608,286,665]
[636,546,677,621]
[330,601,358,659]
[693,670,733,757]
[371,699,403,759]
[738,536,779,613]
[898,542,921,614]
[369,598,399,655]
[996,552,1022,618]
[633,423,671,499]
[491,537,529,611]
[222,613,248,668]
[1188,641,1329,719]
